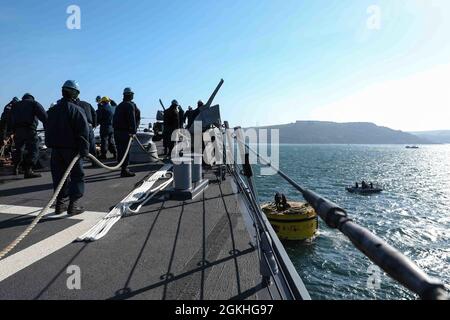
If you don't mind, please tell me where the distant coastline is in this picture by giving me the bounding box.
[409,130,450,144]
[247,121,435,145]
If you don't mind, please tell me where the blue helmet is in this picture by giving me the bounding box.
[62,80,80,93]
[123,87,134,95]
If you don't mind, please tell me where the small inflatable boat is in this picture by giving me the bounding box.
[346,186,383,194]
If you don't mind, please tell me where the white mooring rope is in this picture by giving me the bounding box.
[77,164,173,241]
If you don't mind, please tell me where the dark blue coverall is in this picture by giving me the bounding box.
[8,95,47,170]
[76,99,97,156]
[45,98,89,201]
[96,103,117,157]
[163,104,180,155]
[113,101,137,171]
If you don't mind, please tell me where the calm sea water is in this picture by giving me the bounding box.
[253,144,450,300]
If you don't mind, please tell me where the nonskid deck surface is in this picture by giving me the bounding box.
[0,157,270,299]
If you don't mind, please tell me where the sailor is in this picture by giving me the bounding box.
[370,182,374,189]
[95,96,102,108]
[187,100,204,129]
[96,97,117,160]
[113,87,138,177]
[45,80,89,215]
[76,97,98,166]
[97,95,118,113]
[275,192,282,210]
[178,104,185,129]
[355,182,359,188]
[9,93,47,178]
[197,99,205,110]
[163,100,180,156]
[0,97,19,146]
[183,106,194,129]
[281,194,290,210]
[110,98,118,107]
[361,181,368,189]
[134,103,141,128]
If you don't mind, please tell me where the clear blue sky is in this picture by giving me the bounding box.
[1,0,449,130]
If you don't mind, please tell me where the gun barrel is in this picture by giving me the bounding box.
[205,79,224,109]
[159,99,166,111]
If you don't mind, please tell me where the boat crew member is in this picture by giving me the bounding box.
[355,182,359,188]
[113,87,138,177]
[76,97,98,166]
[0,97,19,147]
[96,97,117,160]
[361,181,368,189]
[45,80,89,216]
[163,99,180,156]
[370,182,373,189]
[9,93,47,178]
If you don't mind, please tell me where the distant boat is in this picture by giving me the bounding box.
[346,185,383,195]
[406,146,419,149]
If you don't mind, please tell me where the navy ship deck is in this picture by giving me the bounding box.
[0,154,277,299]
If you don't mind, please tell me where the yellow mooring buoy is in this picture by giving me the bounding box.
[261,201,318,241]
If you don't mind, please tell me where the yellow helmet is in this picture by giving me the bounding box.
[101,96,110,103]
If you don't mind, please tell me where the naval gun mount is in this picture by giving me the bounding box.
[158,79,225,201]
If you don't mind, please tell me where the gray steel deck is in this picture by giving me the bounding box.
[0,155,271,299]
